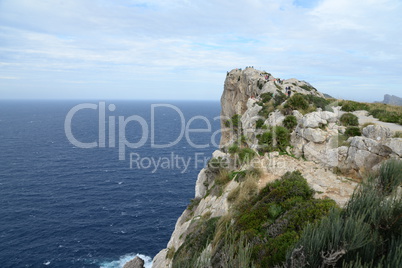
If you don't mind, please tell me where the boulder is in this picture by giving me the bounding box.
[383,138,402,157]
[123,257,145,268]
[346,136,393,171]
[265,110,285,127]
[362,125,392,142]
[300,111,337,128]
[297,127,327,143]
[303,142,341,167]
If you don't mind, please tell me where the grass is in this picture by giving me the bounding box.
[394,131,402,138]
[339,100,402,125]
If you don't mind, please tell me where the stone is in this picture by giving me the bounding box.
[123,257,145,268]
[384,138,402,157]
[297,127,327,143]
[300,111,337,128]
[362,125,392,142]
[265,110,285,127]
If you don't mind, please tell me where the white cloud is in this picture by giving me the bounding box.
[0,0,401,101]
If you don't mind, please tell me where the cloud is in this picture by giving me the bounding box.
[0,0,401,101]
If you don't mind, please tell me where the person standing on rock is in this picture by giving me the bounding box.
[287,87,292,97]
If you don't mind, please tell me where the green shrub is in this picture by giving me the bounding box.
[228,143,239,154]
[260,92,273,103]
[257,131,274,153]
[302,94,330,110]
[284,94,309,111]
[340,113,359,126]
[237,148,256,165]
[231,171,336,268]
[275,126,290,152]
[300,84,317,92]
[225,114,242,129]
[257,126,290,154]
[255,119,265,129]
[340,100,370,112]
[274,91,287,107]
[345,126,361,137]
[283,115,298,131]
[370,109,401,124]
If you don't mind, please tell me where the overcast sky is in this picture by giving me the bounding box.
[0,0,401,101]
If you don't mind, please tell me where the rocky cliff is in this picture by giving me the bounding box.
[148,68,401,268]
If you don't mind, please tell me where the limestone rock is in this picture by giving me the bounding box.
[195,168,208,198]
[346,136,393,172]
[123,257,145,268]
[241,99,263,141]
[152,249,169,268]
[292,110,303,121]
[303,142,341,168]
[384,138,402,157]
[300,111,337,128]
[297,127,327,143]
[265,110,285,127]
[362,125,392,141]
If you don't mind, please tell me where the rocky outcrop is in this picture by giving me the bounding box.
[220,67,325,146]
[362,125,392,141]
[123,257,145,268]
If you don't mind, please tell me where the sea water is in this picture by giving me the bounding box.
[0,100,220,267]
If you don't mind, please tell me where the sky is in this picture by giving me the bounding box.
[0,0,401,102]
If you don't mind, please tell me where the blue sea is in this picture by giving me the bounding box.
[0,100,221,268]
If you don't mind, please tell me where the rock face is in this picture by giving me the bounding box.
[123,256,145,268]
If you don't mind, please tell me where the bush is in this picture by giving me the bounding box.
[255,119,265,129]
[302,94,330,110]
[228,143,239,154]
[370,109,401,124]
[231,171,336,267]
[260,92,273,103]
[237,148,256,165]
[284,94,309,111]
[340,113,359,126]
[274,91,287,107]
[300,84,316,92]
[283,115,298,131]
[257,126,290,154]
[275,126,290,152]
[225,114,242,129]
[345,126,361,137]
[340,100,370,112]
